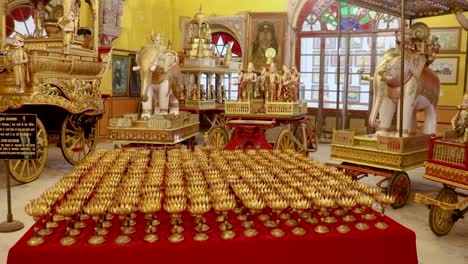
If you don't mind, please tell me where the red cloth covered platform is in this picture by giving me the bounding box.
[8,210,417,264]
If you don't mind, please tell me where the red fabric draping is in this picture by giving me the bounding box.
[10,6,32,22]
[8,209,417,264]
[5,15,14,36]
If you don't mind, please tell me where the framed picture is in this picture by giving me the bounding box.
[430,27,461,52]
[128,54,141,97]
[246,12,287,69]
[430,57,459,85]
[112,55,129,96]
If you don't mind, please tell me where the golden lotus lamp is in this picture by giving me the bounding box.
[314,197,334,234]
[291,198,310,236]
[165,198,186,243]
[119,195,139,228]
[355,196,373,231]
[322,194,338,224]
[40,191,60,229]
[84,203,106,245]
[302,191,319,224]
[25,201,50,246]
[138,200,161,243]
[363,186,380,221]
[336,197,356,234]
[217,199,236,240]
[270,198,288,238]
[375,194,395,230]
[243,198,265,238]
[110,204,134,244]
[189,202,211,241]
[55,203,81,246]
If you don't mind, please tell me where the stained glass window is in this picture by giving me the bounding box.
[297,0,400,115]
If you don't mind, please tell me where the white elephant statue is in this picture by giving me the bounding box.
[368,47,440,135]
[133,34,181,118]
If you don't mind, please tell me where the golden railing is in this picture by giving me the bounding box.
[265,101,307,115]
[431,140,466,167]
[225,101,251,114]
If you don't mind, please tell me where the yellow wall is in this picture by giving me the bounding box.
[420,12,468,106]
[113,0,287,51]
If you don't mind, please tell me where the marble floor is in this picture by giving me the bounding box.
[0,142,467,264]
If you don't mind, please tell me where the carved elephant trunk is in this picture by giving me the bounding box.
[133,45,160,102]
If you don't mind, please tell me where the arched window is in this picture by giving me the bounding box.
[212,32,242,57]
[296,0,400,116]
[208,32,242,100]
[6,3,38,37]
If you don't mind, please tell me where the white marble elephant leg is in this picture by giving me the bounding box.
[169,91,179,115]
[141,84,154,119]
[158,80,170,114]
[399,93,417,135]
[413,95,437,134]
[377,97,396,134]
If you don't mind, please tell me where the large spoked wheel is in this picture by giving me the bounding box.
[387,171,411,209]
[429,187,458,236]
[275,128,296,152]
[60,114,97,165]
[7,118,48,183]
[294,123,318,154]
[206,126,229,149]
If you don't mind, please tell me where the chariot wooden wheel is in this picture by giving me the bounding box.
[429,187,458,236]
[387,171,411,209]
[206,126,229,149]
[294,124,307,154]
[7,118,48,184]
[60,114,97,165]
[294,123,318,154]
[275,128,296,152]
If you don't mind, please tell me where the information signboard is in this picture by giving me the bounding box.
[0,114,37,160]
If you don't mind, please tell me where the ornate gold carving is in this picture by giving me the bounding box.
[414,193,468,210]
[331,144,427,171]
[108,123,199,144]
[424,162,468,188]
[0,93,103,114]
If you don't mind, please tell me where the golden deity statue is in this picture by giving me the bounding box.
[6,34,29,92]
[266,63,281,102]
[451,94,468,143]
[58,10,76,54]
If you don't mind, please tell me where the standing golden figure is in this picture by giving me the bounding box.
[6,34,29,93]
[58,10,75,54]
[266,63,280,102]
[238,62,257,102]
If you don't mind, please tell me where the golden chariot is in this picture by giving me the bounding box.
[0,0,120,183]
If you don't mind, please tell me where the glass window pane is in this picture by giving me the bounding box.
[300,56,313,72]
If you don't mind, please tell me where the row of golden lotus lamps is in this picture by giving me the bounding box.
[25,148,394,247]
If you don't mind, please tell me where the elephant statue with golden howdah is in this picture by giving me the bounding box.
[366,25,441,136]
[133,33,181,118]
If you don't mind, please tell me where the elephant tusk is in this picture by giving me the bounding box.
[132,66,140,71]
